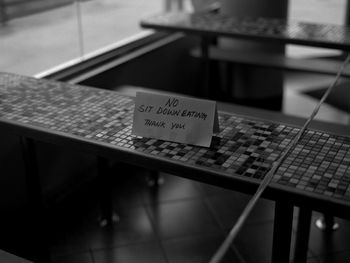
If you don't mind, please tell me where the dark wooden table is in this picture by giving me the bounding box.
[1,72,350,262]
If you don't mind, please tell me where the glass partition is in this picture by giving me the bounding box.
[0,0,166,76]
[1,0,347,76]
[77,0,163,56]
[287,0,347,57]
[0,2,79,76]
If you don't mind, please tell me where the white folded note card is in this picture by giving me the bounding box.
[132,92,219,147]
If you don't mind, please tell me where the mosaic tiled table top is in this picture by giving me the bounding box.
[141,12,350,50]
[1,73,350,206]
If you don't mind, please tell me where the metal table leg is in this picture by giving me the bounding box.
[20,137,50,263]
[0,0,7,25]
[200,36,210,98]
[315,214,339,231]
[146,170,164,187]
[293,207,312,263]
[97,157,119,227]
[272,200,293,263]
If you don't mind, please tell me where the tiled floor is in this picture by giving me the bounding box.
[47,165,269,263]
[44,149,350,263]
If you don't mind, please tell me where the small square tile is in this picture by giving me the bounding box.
[146,199,221,239]
[51,252,93,263]
[92,242,166,263]
[205,193,275,229]
[163,233,240,263]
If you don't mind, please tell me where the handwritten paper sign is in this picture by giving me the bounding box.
[132,92,219,147]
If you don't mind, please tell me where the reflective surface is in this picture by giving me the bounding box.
[0,0,162,75]
[46,171,350,263]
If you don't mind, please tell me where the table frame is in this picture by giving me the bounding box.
[1,73,350,262]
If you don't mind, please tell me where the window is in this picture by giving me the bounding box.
[0,0,170,76]
[287,0,347,57]
[2,1,346,76]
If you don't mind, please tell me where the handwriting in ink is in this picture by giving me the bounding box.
[156,107,180,116]
[138,105,153,113]
[144,119,166,128]
[171,122,185,130]
[165,98,179,107]
[181,110,207,120]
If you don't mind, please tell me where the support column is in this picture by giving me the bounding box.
[218,0,289,110]
[200,36,211,98]
[315,214,339,232]
[97,157,119,227]
[272,200,293,263]
[20,137,50,263]
[345,0,350,26]
[0,0,7,25]
[293,207,312,263]
[165,0,184,12]
[146,170,164,187]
